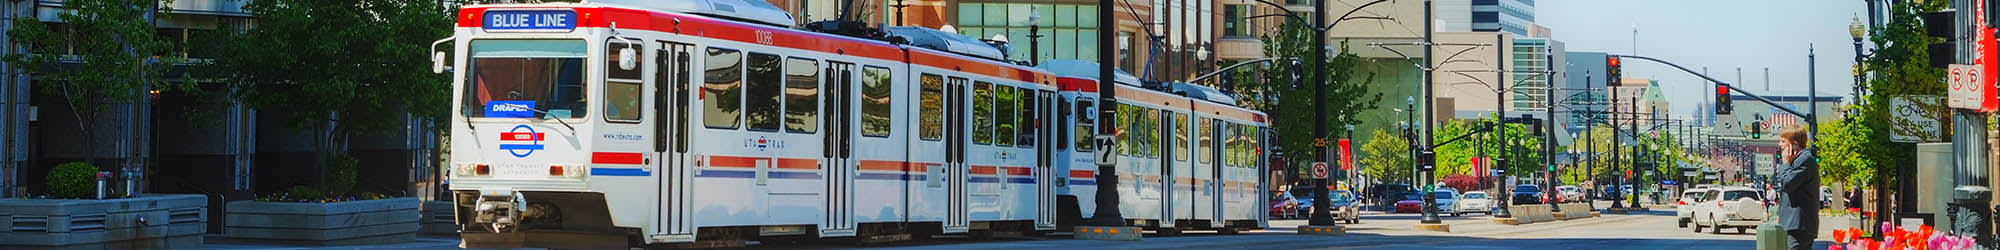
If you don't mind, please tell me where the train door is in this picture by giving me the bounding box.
[821,62,857,237]
[945,77,970,233]
[1034,90,1056,231]
[1208,119,1224,227]
[655,42,695,239]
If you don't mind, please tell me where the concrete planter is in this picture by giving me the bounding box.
[224,197,419,245]
[418,200,457,235]
[0,194,209,249]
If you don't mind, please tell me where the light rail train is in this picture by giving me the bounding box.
[438,0,1270,248]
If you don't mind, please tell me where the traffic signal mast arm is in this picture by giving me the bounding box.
[1609,54,1814,121]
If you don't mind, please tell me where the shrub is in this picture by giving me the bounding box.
[322,154,358,196]
[45,162,99,198]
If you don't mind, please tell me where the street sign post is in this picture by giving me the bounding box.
[1312,162,1330,179]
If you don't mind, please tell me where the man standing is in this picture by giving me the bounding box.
[1773,125,1820,250]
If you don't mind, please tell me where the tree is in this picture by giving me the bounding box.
[1832,0,1947,189]
[1815,116,1877,186]
[4,0,177,165]
[1253,20,1385,170]
[199,0,452,190]
[1360,129,1412,184]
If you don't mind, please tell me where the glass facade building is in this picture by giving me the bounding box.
[1472,0,1533,35]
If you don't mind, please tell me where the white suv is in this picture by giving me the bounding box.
[1675,188,1710,228]
[1691,187,1767,234]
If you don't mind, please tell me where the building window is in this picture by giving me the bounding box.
[1223,5,1247,38]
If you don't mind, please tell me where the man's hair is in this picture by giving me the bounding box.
[1778,124,1809,148]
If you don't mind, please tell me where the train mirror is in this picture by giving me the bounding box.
[618,47,638,71]
[432,51,447,74]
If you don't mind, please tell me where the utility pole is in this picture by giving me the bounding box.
[1418,0,1442,225]
[1088,0,1123,228]
[1545,54,1558,211]
[1585,73,1595,201]
[1949,0,1992,245]
[1629,95,1640,207]
[1307,0,1336,227]
[1609,90,1623,209]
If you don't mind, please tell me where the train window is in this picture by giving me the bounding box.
[1152,108,1168,158]
[860,66,892,137]
[784,57,818,134]
[1018,90,1037,149]
[1074,99,1093,151]
[995,85,1016,147]
[1221,123,1237,168]
[1250,127,1263,169]
[463,39,588,119]
[1198,118,1212,164]
[972,81,994,145]
[604,42,643,122]
[744,52,782,132]
[701,48,742,129]
[1173,113,1187,162]
[919,74,944,141]
[606,41,644,80]
[1115,104,1131,156]
[1056,96,1068,150]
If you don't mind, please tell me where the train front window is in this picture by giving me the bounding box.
[463,39,588,119]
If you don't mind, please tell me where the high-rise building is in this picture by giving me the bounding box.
[827,0,1221,81]
[1472,0,1534,35]
[1510,38,1564,113]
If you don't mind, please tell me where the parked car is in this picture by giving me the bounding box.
[1691,187,1768,234]
[1453,191,1496,216]
[1327,190,1362,223]
[1556,185,1585,203]
[1512,185,1544,204]
[1270,192,1300,219]
[1287,187,1318,218]
[1675,188,1712,228]
[1394,193,1426,213]
[1434,189,1460,216]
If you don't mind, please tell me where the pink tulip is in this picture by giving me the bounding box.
[1828,245,1842,250]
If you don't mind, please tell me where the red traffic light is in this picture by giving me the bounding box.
[1717,86,1728,95]
[1608,57,1620,67]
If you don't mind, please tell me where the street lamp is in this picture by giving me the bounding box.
[1028,11,1044,65]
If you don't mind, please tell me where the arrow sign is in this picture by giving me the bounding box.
[1311,162,1330,179]
[1094,135,1117,166]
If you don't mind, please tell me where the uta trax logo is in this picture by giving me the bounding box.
[499,125,545,158]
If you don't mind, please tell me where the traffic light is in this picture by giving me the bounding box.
[1715,85,1733,115]
[1749,121,1763,139]
[1606,56,1623,86]
[1419,151,1436,171]
[1922,9,1956,68]
[1288,60,1305,89]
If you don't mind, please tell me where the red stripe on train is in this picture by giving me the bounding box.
[591,152,644,165]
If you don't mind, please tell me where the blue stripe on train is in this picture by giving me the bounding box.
[767,171,821,179]
[695,169,756,178]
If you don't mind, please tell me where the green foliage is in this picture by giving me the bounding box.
[1256,20,1385,166]
[3,0,179,163]
[1360,129,1412,183]
[199,0,453,136]
[1429,118,1543,178]
[1816,116,1877,186]
[44,162,99,199]
[322,154,360,196]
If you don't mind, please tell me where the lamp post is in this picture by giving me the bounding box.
[1028,11,1044,65]
[1345,124,1355,188]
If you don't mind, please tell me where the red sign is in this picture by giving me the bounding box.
[1338,139,1353,170]
[1311,162,1330,179]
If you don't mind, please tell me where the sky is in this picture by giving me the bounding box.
[1536,0,1869,119]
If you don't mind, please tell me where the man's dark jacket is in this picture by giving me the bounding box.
[1774,148,1821,231]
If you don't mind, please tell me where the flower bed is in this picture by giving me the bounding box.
[1830,222,1976,250]
[0,194,208,249]
[223,197,420,245]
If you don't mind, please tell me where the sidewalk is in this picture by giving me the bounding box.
[202,235,468,250]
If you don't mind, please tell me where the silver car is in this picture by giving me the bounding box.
[1452,191,1495,216]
